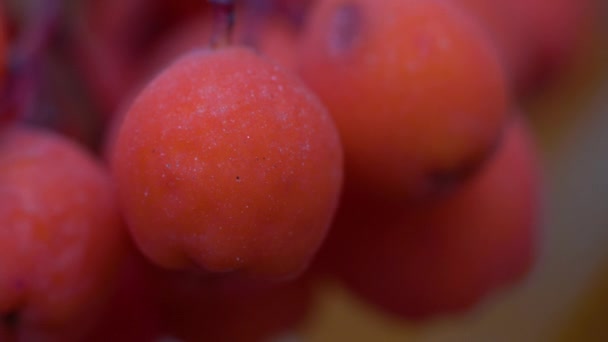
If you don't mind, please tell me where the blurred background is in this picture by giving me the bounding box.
[3,1,607,340]
[303,4,608,341]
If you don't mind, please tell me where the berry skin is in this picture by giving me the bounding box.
[318,115,541,320]
[454,0,592,97]
[111,46,343,279]
[297,0,509,200]
[0,125,126,341]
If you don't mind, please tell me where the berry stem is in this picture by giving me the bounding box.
[0,0,61,121]
[208,0,235,48]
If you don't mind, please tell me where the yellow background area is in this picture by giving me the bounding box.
[302,8,608,342]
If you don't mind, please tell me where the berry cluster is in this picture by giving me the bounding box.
[0,0,594,340]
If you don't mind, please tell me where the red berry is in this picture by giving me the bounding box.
[111,46,343,279]
[297,0,509,200]
[318,115,541,319]
[0,126,126,341]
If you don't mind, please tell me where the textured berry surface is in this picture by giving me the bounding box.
[112,46,343,279]
[0,126,126,341]
[297,0,509,199]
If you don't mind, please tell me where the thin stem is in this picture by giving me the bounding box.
[0,0,61,122]
[208,0,236,48]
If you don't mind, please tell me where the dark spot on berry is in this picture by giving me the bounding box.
[427,126,505,198]
[3,310,19,331]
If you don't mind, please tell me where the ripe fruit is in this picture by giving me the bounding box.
[507,0,591,96]
[297,0,508,200]
[0,125,126,341]
[454,0,592,96]
[318,115,540,319]
[111,46,343,279]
